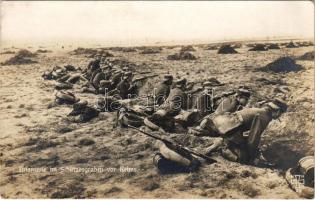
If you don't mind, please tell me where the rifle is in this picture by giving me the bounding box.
[132,74,158,84]
[186,87,204,95]
[127,125,216,164]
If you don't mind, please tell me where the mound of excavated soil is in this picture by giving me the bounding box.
[260,57,302,73]
[268,44,281,49]
[122,48,137,52]
[36,49,52,53]
[217,45,238,54]
[180,45,196,52]
[249,44,268,51]
[140,48,161,54]
[167,51,197,60]
[297,51,314,61]
[91,50,114,58]
[70,47,98,55]
[1,50,15,54]
[2,49,38,65]
[286,42,298,48]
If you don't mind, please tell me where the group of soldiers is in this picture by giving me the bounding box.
[43,56,288,170]
[42,55,314,197]
[118,73,287,171]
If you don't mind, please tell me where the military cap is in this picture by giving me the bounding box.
[175,78,187,86]
[237,88,251,98]
[163,74,173,80]
[122,66,129,71]
[124,71,133,76]
[266,98,287,112]
[266,102,279,111]
[113,69,122,73]
[273,98,287,112]
[203,81,212,87]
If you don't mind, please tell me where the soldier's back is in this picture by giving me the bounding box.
[215,96,239,115]
[236,107,272,130]
[117,80,130,99]
[154,83,170,104]
[164,87,188,111]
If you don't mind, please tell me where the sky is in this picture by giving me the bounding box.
[0,1,314,47]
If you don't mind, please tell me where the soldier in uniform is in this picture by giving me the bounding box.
[110,69,123,89]
[202,98,288,165]
[153,74,173,105]
[191,82,214,118]
[144,78,188,132]
[116,73,131,99]
[174,83,213,127]
[214,88,251,115]
[68,100,99,123]
[98,80,112,94]
[84,58,101,80]
[92,71,106,90]
[153,141,201,174]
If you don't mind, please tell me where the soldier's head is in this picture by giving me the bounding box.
[236,89,251,106]
[163,74,173,85]
[265,98,287,119]
[203,86,213,94]
[186,81,195,91]
[202,82,213,94]
[175,78,187,89]
[124,71,133,81]
[91,59,101,71]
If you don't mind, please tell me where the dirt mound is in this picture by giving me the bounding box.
[260,57,302,73]
[249,44,268,51]
[97,50,114,57]
[122,48,137,52]
[140,48,161,54]
[296,41,313,47]
[71,47,98,55]
[0,50,15,54]
[205,45,218,50]
[107,58,138,70]
[167,51,197,60]
[2,49,38,65]
[217,45,238,54]
[268,44,281,49]
[180,45,196,52]
[36,49,52,53]
[297,51,314,61]
[286,42,298,48]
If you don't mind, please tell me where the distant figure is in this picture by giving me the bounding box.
[153,75,173,105]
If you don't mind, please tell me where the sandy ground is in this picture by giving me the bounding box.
[0,43,314,198]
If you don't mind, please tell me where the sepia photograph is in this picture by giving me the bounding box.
[0,1,314,199]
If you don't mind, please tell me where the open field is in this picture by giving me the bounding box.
[0,41,314,198]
